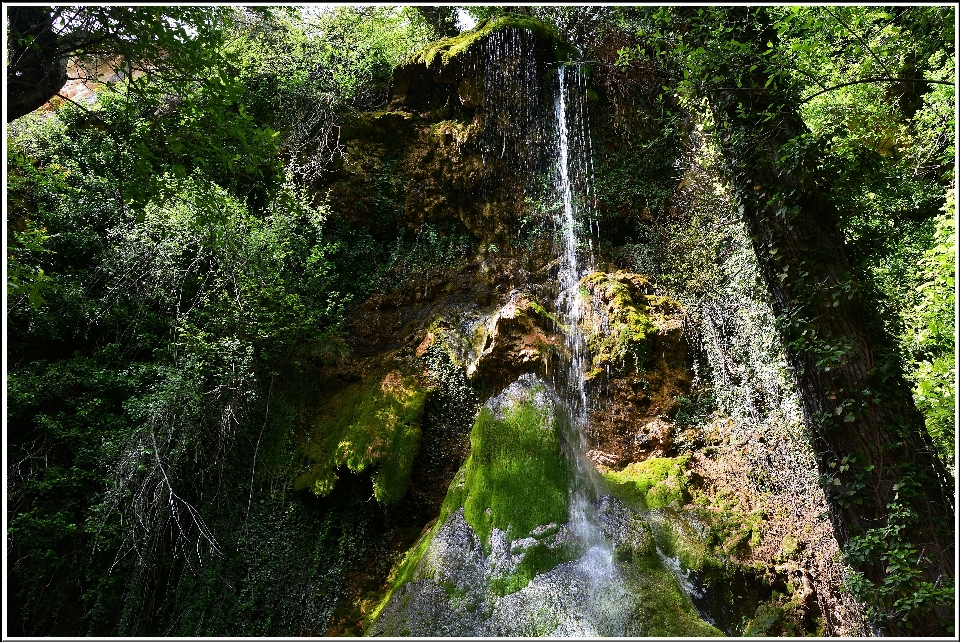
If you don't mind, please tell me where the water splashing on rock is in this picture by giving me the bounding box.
[369,25,720,637]
[551,60,611,568]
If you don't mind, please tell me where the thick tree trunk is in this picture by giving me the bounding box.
[7,6,69,122]
[687,7,954,635]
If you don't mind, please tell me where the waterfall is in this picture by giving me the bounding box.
[371,30,724,638]
[551,60,621,603]
[475,27,544,211]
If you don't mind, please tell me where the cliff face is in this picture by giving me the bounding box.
[299,17,868,637]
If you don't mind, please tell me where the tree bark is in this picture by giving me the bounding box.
[7,6,69,122]
[684,6,954,635]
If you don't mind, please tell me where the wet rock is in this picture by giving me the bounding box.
[576,271,693,469]
[596,495,654,556]
[370,509,699,637]
[466,292,562,391]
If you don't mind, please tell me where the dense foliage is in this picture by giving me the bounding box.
[6,6,437,635]
[5,4,954,637]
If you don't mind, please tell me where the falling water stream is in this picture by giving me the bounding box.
[550,63,628,629]
[373,33,717,637]
[552,64,602,543]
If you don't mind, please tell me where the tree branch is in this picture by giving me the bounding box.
[799,77,954,104]
[823,6,896,79]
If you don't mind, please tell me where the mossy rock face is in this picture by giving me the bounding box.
[408,14,561,71]
[743,589,821,637]
[318,14,570,250]
[616,555,724,637]
[581,271,692,469]
[602,455,691,510]
[414,292,562,397]
[389,14,561,116]
[458,375,570,547]
[579,270,658,377]
[367,381,727,637]
[385,15,566,245]
[295,370,426,504]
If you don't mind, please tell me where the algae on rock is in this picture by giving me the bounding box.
[579,270,658,378]
[461,389,569,547]
[295,370,426,504]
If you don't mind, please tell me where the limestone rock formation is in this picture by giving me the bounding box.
[309,16,867,638]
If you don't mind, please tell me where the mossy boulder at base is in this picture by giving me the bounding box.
[458,377,569,547]
[366,377,723,637]
[421,374,570,553]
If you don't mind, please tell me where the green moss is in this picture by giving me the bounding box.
[366,396,572,627]
[743,591,816,637]
[408,14,559,69]
[625,553,725,637]
[651,511,722,577]
[294,370,426,504]
[602,455,690,511]
[462,401,570,548]
[580,271,657,374]
[425,387,571,551]
[699,505,768,557]
[490,540,577,596]
[776,534,800,561]
[523,299,563,329]
[364,522,437,631]
[428,119,476,144]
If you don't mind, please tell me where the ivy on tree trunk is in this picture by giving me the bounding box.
[677,6,954,635]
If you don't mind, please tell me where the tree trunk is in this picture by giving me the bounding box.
[7,6,69,122]
[685,7,954,635]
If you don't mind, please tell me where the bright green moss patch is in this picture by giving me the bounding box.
[464,401,569,547]
[648,510,722,577]
[437,385,570,549]
[603,455,690,510]
[408,14,558,69]
[294,370,426,504]
[366,393,574,626]
[580,271,657,374]
[490,540,577,596]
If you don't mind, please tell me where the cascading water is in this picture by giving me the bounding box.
[551,64,606,549]
[475,27,544,211]
[549,62,637,635]
[371,28,721,637]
